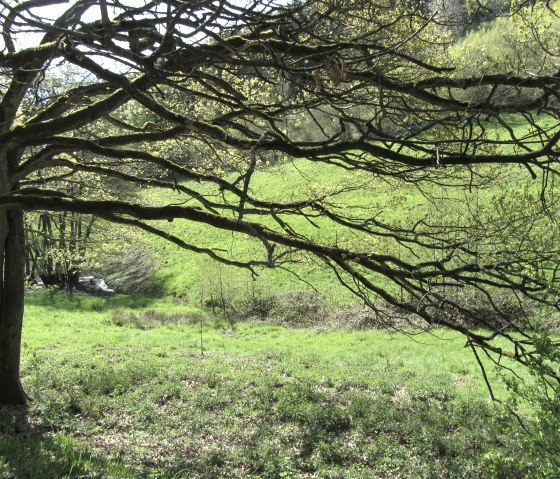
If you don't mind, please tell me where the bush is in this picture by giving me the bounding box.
[239,290,330,327]
[448,13,558,105]
[409,287,552,332]
[326,305,427,331]
[95,244,159,294]
[492,334,560,478]
[238,290,432,330]
[110,309,208,329]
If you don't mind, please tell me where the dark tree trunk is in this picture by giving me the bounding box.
[0,34,44,406]
[0,207,27,405]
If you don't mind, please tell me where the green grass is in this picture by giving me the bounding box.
[145,159,432,301]
[0,292,537,478]
[7,117,557,477]
[142,148,557,313]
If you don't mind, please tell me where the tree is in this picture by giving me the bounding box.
[1,0,559,404]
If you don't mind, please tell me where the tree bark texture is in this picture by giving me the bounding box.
[0,152,27,404]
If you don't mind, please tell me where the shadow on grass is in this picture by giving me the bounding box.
[0,406,135,479]
[25,291,161,313]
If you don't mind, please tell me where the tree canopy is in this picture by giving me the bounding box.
[1,0,560,403]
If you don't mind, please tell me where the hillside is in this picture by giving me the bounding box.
[138,153,545,311]
[144,160,422,303]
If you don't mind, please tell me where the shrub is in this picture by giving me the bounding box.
[239,290,330,327]
[110,309,208,329]
[95,244,159,294]
[326,305,427,331]
[410,287,550,332]
[492,334,560,478]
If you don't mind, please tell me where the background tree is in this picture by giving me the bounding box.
[1,0,560,404]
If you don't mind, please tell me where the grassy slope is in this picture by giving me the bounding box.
[0,293,529,479]
[147,159,436,303]
[145,117,553,305]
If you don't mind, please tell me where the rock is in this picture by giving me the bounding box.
[77,276,115,295]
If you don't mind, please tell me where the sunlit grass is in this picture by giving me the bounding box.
[0,293,532,478]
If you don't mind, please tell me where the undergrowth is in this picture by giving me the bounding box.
[110,309,209,329]
[0,293,551,478]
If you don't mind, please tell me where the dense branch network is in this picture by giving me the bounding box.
[1,0,560,378]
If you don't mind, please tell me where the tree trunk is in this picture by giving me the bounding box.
[0,147,27,407]
[0,207,27,404]
[0,43,41,405]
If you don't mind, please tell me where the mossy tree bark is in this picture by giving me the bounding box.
[0,207,26,405]
[0,151,26,404]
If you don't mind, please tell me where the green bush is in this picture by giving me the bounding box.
[449,6,560,105]
[239,290,331,327]
[110,309,208,329]
[491,334,560,478]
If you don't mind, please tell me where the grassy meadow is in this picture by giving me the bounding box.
[4,121,558,478]
[3,129,556,478]
[142,114,557,306]
[0,293,538,479]
[147,157,541,306]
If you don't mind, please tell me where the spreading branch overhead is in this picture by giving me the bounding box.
[1,0,560,384]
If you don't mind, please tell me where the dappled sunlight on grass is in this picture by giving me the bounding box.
[0,294,535,478]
